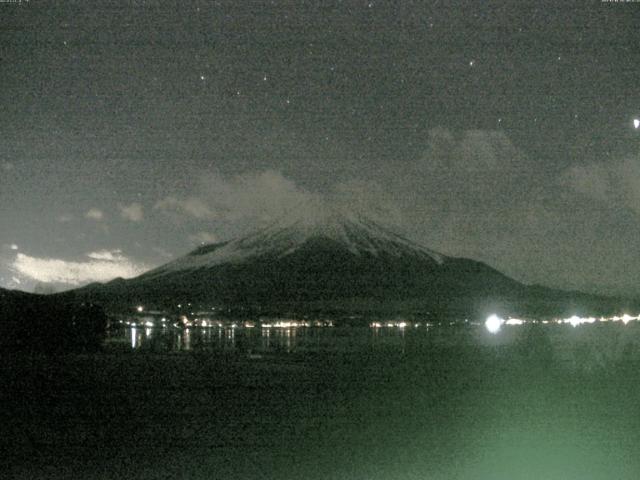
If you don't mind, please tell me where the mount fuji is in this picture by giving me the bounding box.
[67,209,622,318]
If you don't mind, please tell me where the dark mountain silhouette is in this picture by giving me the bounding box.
[63,210,634,319]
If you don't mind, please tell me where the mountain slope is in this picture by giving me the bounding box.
[70,211,529,313]
[68,210,632,318]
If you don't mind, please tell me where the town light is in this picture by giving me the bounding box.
[485,314,504,334]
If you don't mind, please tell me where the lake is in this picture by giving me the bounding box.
[4,320,640,479]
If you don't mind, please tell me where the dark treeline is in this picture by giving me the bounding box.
[0,289,107,353]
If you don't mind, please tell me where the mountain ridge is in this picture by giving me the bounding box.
[59,211,637,319]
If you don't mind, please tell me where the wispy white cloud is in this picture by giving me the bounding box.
[86,249,126,261]
[12,249,148,286]
[119,202,144,222]
[154,196,216,219]
[85,208,104,221]
[156,170,322,231]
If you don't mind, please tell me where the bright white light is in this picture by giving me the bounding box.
[568,315,581,328]
[634,119,639,129]
[485,314,504,334]
[622,314,633,325]
[505,318,524,326]
[136,305,144,313]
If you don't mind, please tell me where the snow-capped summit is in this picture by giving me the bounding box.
[144,208,444,279]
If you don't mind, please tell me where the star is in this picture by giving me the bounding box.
[199,75,205,81]
[634,119,639,129]
[469,60,475,67]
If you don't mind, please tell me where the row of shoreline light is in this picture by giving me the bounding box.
[126,306,640,333]
[123,318,335,329]
[484,313,640,334]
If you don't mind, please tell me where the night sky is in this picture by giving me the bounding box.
[1,0,639,296]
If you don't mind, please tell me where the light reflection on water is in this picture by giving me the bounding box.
[116,313,640,356]
[117,325,328,353]
[111,321,640,371]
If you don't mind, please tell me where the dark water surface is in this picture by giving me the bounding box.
[4,322,640,479]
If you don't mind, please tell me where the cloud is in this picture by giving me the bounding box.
[188,232,219,245]
[384,130,640,295]
[154,196,215,219]
[85,208,104,221]
[154,170,323,239]
[86,249,126,261]
[119,202,144,222]
[562,156,640,214]
[205,169,319,223]
[57,214,74,223]
[12,249,148,286]
[330,179,403,226]
[409,128,535,211]
[10,244,18,251]
[157,170,322,226]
